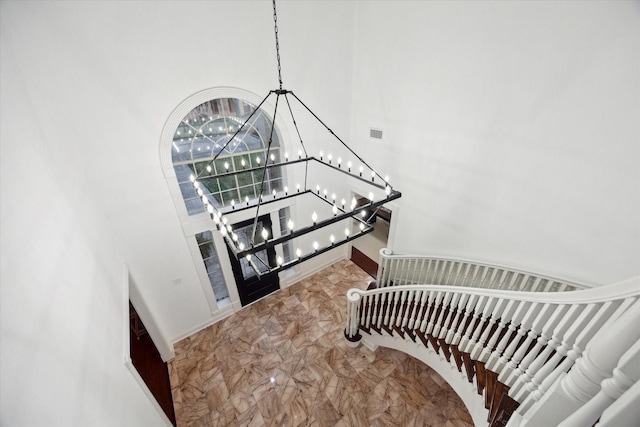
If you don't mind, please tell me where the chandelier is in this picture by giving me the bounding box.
[189,0,401,277]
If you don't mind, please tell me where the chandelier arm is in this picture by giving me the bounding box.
[365,205,384,223]
[218,189,313,215]
[246,256,263,277]
[282,93,308,158]
[283,93,309,191]
[200,158,310,182]
[290,92,390,187]
[250,226,376,279]
[310,159,387,190]
[250,93,281,244]
[195,91,274,180]
[253,251,271,270]
[228,190,402,258]
[308,192,378,228]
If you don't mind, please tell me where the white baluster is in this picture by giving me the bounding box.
[432,291,453,337]
[438,292,462,339]
[486,300,531,372]
[520,299,640,427]
[460,295,494,353]
[445,293,469,344]
[504,303,557,385]
[470,264,482,287]
[393,289,405,330]
[414,289,430,333]
[479,299,519,364]
[470,297,507,360]
[537,278,552,292]
[477,266,489,288]
[363,294,372,329]
[419,258,428,283]
[498,302,541,383]
[450,295,479,345]
[425,291,445,335]
[559,340,640,427]
[396,289,409,329]
[365,294,378,329]
[408,259,416,284]
[382,289,394,329]
[431,259,441,284]
[506,272,519,290]
[452,262,463,286]
[519,302,619,413]
[407,290,423,331]
[458,296,488,351]
[460,263,472,287]
[396,258,404,285]
[596,376,640,427]
[420,290,437,333]
[377,291,388,329]
[493,268,508,290]
[509,303,580,399]
[509,303,568,397]
[485,267,498,289]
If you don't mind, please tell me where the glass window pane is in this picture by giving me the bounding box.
[171,139,192,163]
[218,176,236,192]
[174,164,196,183]
[235,171,254,188]
[186,198,205,215]
[195,231,229,302]
[200,177,220,193]
[220,189,237,205]
[238,185,256,201]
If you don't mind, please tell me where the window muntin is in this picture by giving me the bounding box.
[172,98,283,215]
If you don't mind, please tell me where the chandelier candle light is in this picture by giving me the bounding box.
[190,0,401,277]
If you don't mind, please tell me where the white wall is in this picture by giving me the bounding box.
[1,1,354,424]
[348,1,640,286]
[0,34,167,427]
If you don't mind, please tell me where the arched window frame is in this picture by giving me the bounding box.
[160,87,296,313]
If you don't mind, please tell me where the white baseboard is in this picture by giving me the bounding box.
[169,305,235,348]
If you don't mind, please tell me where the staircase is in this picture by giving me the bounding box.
[344,249,640,427]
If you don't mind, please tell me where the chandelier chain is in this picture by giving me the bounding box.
[273,0,283,89]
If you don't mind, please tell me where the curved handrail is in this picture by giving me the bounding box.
[347,275,637,306]
[376,248,593,291]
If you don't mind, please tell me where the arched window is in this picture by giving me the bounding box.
[161,89,289,310]
[171,98,283,215]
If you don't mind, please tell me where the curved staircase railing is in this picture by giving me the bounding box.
[344,251,639,427]
[376,248,591,292]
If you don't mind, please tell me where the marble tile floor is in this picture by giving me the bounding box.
[169,259,474,427]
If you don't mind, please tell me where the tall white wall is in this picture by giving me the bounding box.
[0,8,166,425]
[3,1,637,424]
[348,1,640,286]
[1,1,353,424]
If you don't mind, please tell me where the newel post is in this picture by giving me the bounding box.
[344,289,363,347]
[377,248,393,287]
[559,340,640,427]
[520,300,640,427]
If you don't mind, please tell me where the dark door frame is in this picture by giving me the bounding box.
[227,214,280,306]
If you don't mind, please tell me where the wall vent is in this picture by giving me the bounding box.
[369,128,383,140]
